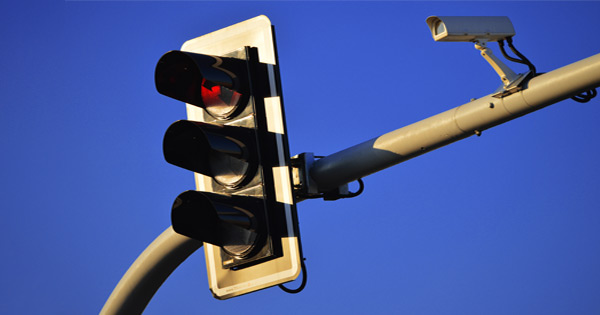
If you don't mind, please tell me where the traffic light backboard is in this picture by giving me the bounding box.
[155,15,301,299]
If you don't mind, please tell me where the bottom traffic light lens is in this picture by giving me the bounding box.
[172,190,260,258]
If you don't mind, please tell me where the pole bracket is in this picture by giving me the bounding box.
[291,152,353,201]
[474,41,532,98]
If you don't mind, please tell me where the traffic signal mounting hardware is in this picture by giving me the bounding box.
[155,16,302,299]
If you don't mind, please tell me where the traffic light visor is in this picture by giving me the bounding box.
[155,51,244,119]
[163,120,253,188]
[172,190,259,257]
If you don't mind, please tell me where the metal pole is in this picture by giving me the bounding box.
[310,53,600,192]
[100,226,202,315]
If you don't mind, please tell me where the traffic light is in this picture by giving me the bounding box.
[155,16,302,299]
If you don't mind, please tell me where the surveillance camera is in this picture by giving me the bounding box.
[426,16,515,42]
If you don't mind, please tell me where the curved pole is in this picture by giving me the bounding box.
[101,226,202,315]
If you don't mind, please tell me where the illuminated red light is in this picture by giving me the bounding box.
[201,78,242,119]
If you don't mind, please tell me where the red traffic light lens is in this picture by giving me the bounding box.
[201,78,243,120]
[155,51,247,120]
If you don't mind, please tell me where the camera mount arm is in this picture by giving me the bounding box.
[475,40,520,87]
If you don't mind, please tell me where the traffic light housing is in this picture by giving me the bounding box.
[155,16,301,299]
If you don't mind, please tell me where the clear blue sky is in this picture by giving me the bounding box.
[2,1,600,314]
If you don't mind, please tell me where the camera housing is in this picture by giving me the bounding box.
[426,16,515,42]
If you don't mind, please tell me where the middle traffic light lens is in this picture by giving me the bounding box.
[163,120,256,189]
